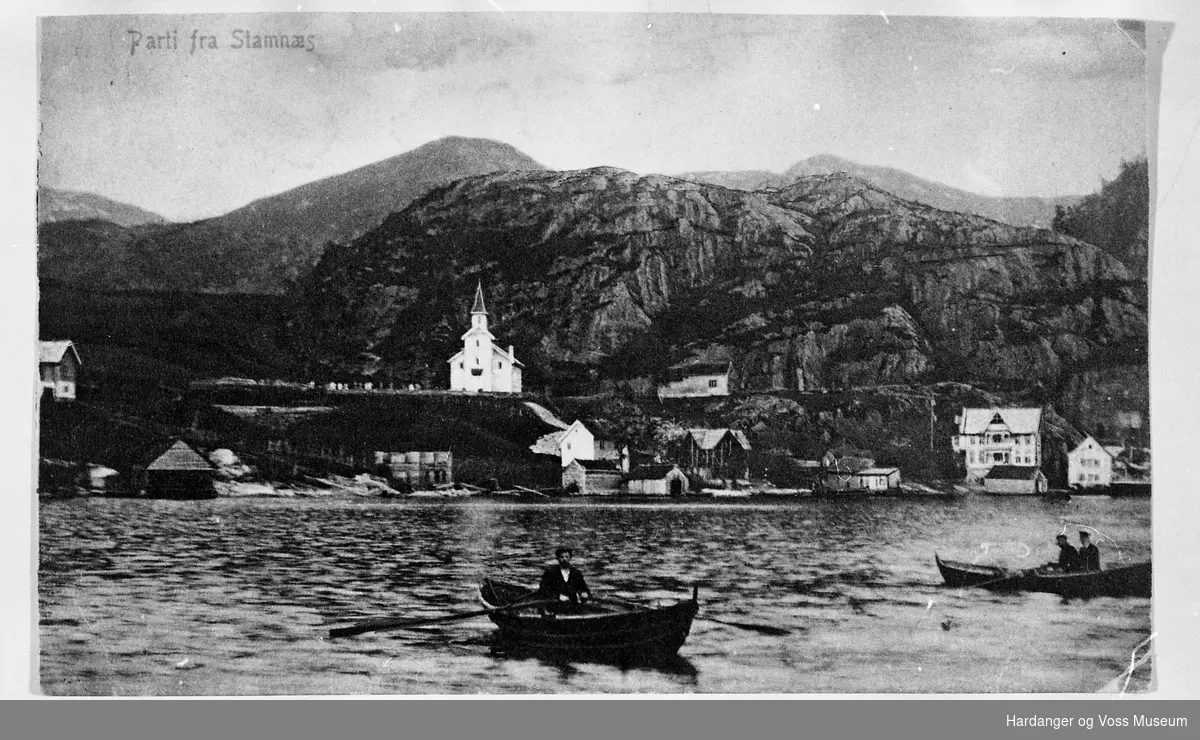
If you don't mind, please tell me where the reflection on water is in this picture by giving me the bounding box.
[39,495,1151,695]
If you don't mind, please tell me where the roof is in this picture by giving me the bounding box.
[825,444,874,460]
[530,430,567,456]
[686,429,751,450]
[668,361,731,376]
[627,464,684,480]
[984,465,1044,480]
[566,459,621,472]
[958,408,1042,435]
[447,343,524,366]
[471,282,487,314]
[1070,435,1115,459]
[39,340,80,365]
[856,467,899,476]
[145,440,216,472]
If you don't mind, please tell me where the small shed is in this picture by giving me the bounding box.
[851,467,901,492]
[139,440,218,499]
[982,465,1048,495]
[625,464,689,497]
[562,459,622,496]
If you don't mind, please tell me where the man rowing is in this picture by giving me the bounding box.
[537,546,592,610]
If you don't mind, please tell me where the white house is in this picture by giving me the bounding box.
[558,420,595,466]
[530,419,630,472]
[951,407,1042,483]
[39,340,81,401]
[1068,435,1114,489]
[448,283,523,393]
[657,360,731,398]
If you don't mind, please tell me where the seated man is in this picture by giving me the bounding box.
[1051,533,1080,572]
[1078,531,1101,572]
[538,546,591,610]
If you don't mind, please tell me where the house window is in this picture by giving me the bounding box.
[992,434,1003,444]
[459,363,464,369]
[708,379,718,388]
[992,452,1006,463]
[968,451,975,463]
[471,368,482,376]
[476,340,480,347]
[497,362,503,369]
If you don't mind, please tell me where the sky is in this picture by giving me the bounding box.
[38,11,1150,222]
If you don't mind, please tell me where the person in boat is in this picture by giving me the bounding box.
[538,546,592,610]
[1050,534,1081,572]
[1078,531,1101,571]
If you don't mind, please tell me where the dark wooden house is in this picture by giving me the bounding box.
[136,439,218,499]
[677,428,751,485]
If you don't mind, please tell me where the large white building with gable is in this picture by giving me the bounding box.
[951,407,1043,482]
[448,283,523,393]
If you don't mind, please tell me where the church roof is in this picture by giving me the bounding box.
[447,344,524,366]
[472,282,487,314]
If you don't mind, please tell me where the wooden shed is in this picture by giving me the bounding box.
[562,459,622,496]
[678,428,751,484]
[625,464,689,497]
[137,440,218,499]
[982,465,1048,495]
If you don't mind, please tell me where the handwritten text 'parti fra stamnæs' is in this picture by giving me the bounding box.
[127,30,316,55]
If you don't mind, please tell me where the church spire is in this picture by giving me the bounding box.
[471,282,487,315]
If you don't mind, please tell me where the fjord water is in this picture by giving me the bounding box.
[38,494,1151,695]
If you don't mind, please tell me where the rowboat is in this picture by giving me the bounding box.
[935,554,1151,598]
[478,577,699,662]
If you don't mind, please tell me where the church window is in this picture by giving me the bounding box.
[476,340,480,347]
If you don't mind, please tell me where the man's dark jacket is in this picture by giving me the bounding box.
[1080,543,1101,571]
[1057,544,1081,572]
[538,565,591,603]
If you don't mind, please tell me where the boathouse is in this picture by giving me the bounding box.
[39,340,80,401]
[136,439,218,499]
[1067,436,1114,489]
[677,428,751,484]
[375,451,453,489]
[819,444,877,492]
[982,465,1048,495]
[625,464,690,496]
[562,458,622,496]
[448,283,523,393]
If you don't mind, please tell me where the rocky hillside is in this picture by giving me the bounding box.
[289,167,1147,432]
[680,154,1080,228]
[38,187,167,227]
[37,137,545,294]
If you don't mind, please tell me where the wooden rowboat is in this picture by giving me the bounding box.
[478,577,699,662]
[935,554,1151,598]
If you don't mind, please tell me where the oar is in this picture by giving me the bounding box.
[328,599,557,638]
[963,569,1028,591]
[698,615,791,636]
[595,593,792,637]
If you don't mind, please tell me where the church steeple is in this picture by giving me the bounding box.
[471,282,487,315]
[470,282,489,332]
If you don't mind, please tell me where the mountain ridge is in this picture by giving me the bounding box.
[679,154,1083,229]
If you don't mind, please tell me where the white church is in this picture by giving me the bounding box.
[448,283,523,393]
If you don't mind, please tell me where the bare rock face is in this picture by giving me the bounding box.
[291,167,1146,422]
